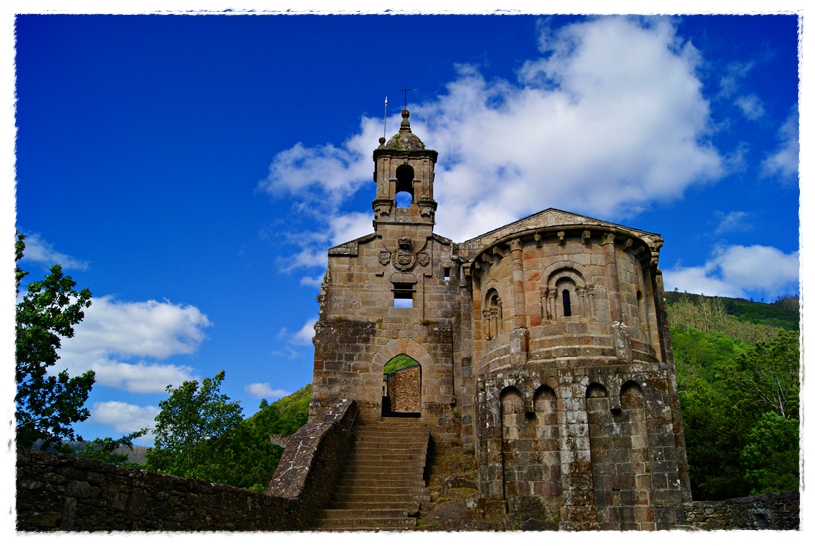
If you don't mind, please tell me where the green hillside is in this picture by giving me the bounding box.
[664,291,799,330]
[666,295,799,500]
[247,384,312,436]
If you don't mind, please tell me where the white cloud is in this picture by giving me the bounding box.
[19,232,89,271]
[90,401,159,442]
[328,212,373,246]
[663,244,799,300]
[300,276,324,288]
[272,347,300,359]
[56,296,211,393]
[761,108,799,181]
[713,210,750,235]
[91,360,197,393]
[291,317,317,346]
[262,16,726,247]
[734,94,765,120]
[63,295,212,359]
[245,383,290,400]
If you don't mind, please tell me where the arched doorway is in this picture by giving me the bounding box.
[382,354,421,417]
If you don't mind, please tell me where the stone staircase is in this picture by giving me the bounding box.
[311,418,431,531]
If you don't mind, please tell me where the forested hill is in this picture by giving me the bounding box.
[665,293,799,501]
[664,290,799,331]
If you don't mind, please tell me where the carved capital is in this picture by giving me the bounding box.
[601,232,615,245]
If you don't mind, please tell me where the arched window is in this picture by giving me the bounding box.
[562,289,572,316]
[483,289,502,340]
[542,264,595,321]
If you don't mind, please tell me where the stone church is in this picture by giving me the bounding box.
[308,108,691,530]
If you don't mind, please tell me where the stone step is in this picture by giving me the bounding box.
[345,455,426,464]
[351,441,427,449]
[353,434,427,443]
[332,492,431,503]
[333,488,430,500]
[310,518,417,531]
[342,463,424,472]
[337,477,425,488]
[309,421,429,531]
[327,500,424,510]
[316,508,414,520]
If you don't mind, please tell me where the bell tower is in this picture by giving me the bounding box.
[372,109,438,233]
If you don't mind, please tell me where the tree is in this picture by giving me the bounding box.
[15,232,95,450]
[76,428,148,466]
[146,370,244,479]
[724,329,800,419]
[741,412,799,495]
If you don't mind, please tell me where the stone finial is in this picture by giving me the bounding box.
[382,109,426,150]
[400,109,412,133]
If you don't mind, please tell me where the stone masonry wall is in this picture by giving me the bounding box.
[17,399,358,531]
[683,491,800,530]
[388,364,421,413]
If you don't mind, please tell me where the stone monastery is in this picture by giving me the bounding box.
[308,108,691,530]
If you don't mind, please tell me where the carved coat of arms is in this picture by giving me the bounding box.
[382,236,430,272]
[393,237,417,271]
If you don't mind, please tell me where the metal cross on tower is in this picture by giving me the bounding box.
[400,85,413,109]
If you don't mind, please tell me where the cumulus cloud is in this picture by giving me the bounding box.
[90,401,159,443]
[18,232,89,271]
[291,317,317,346]
[245,383,290,400]
[663,244,799,300]
[261,16,726,259]
[91,360,197,393]
[57,296,211,393]
[64,296,212,359]
[761,107,799,181]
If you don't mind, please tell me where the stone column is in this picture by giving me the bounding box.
[509,238,526,329]
[508,238,529,365]
[601,232,622,323]
[558,379,599,530]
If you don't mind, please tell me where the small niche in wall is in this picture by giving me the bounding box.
[443,267,451,281]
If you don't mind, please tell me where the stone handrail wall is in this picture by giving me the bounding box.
[683,491,799,530]
[17,399,358,531]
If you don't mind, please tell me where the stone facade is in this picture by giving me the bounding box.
[309,109,691,529]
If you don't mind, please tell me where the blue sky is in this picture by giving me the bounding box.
[9,12,801,446]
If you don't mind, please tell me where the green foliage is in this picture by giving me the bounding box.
[384,354,419,375]
[723,329,800,419]
[146,370,244,479]
[76,429,148,467]
[246,384,311,435]
[741,412,799,495]
[15,232,95,450]
[665,291,799,331]
[147,376,312,491]
[669,296,800,500]
[668,295,782,344]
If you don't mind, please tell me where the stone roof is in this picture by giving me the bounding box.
[380,109,425,151]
